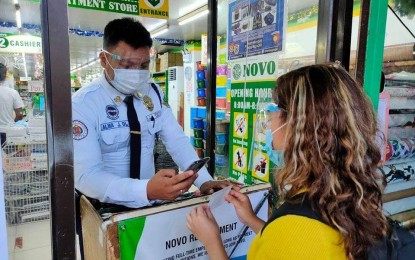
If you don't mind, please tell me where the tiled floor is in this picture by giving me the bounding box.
[7,220,51,260]
[6,220,81,260]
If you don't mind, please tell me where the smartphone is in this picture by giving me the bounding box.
[184,157,210,173]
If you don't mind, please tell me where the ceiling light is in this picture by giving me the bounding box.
[150,24,169,38]
[15,9,22,29]
[177,5,209,26]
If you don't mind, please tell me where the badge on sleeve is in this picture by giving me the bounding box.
[73,120,88,140]
[106,105,119,120]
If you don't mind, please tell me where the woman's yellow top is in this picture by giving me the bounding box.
[247,215,347,259]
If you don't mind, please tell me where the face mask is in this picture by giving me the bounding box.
[265,123,287,168]
[112,69,150,95]
[104,53,150,95]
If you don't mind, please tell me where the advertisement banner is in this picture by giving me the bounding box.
[227,0,286,60]
[139,0,169,19]
[68,0,139,15]
[0,34,42,54]
[117,190,268,260]
[228,54,278,184]
[28,80,44,93]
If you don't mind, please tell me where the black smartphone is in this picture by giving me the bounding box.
[184,157,210,173]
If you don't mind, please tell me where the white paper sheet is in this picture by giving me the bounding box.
[208,185,233,210]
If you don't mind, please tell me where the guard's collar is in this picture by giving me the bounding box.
[100,74,128,106]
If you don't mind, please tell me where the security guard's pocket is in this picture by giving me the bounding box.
[146,111,162,135]
[100,128,130,153]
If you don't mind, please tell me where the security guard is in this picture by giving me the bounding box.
[72,18,229,209]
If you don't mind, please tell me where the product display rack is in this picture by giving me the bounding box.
[2,126,49,225]
[152,70,168,102]
[380,71,415,227]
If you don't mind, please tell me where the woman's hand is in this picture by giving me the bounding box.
[186,205,228,260]
[225,190,265,233]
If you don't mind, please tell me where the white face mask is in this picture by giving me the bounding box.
[104,53,151,95]
[112,69,150,95]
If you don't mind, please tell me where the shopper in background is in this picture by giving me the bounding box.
[0,63,24,146]
[72,17,229,209]
[187,64,388,259]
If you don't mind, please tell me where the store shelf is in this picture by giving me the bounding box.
[152,71,166,76]
[5,193,48,201]
[2,139,50,225]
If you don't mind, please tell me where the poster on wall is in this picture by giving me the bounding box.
[228,55,278,184]
[227,0,286,60]
[117,190,268,260]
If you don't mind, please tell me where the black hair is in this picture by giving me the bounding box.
[103,17,153,50]
[0,63,7,82]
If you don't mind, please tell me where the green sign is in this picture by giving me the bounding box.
[68,0,139,15]
[228,55,278,185]
[0,33,42,54]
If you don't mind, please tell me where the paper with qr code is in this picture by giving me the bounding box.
[208,185,233,210]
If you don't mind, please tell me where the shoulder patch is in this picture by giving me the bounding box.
[72,120,88,140]
[106,105,119,120]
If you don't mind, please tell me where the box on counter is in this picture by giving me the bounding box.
[28,127,46,134]
[30,152,48,162]
[31,160,48,170]
[6,136,29,145]
[29,134,47,143]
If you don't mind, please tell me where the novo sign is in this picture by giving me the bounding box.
[68,0,139,15]
[0,34,42,54]
[231,55,278,82]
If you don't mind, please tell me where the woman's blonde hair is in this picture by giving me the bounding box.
[273,64,387,259]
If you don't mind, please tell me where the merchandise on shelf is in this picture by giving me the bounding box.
[159,52,183,71]
[380,72,415,185]
[2,117,49,225]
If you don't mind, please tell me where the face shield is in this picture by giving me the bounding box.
[248,96,281,182]
[249,96,286,208]
[102,50,150,70]
[255,100,281,143]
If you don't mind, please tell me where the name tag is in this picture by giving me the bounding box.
[146,110,162,122]
[100,120,129,131]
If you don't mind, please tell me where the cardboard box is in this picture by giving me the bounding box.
[150,58,161,72]
[159,53,183,71]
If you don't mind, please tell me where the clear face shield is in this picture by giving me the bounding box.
[249,96,285,207]
[102,49,151,71]
[249,96,281,182]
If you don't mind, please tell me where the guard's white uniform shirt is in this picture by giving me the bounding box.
[0,84,24,132]
[72,75,212,208]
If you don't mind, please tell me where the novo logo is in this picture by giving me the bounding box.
[233,61,276,79]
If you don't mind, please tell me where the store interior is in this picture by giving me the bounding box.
[0,0,415,259]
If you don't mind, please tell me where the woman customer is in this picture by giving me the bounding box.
[187,63,387,259]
